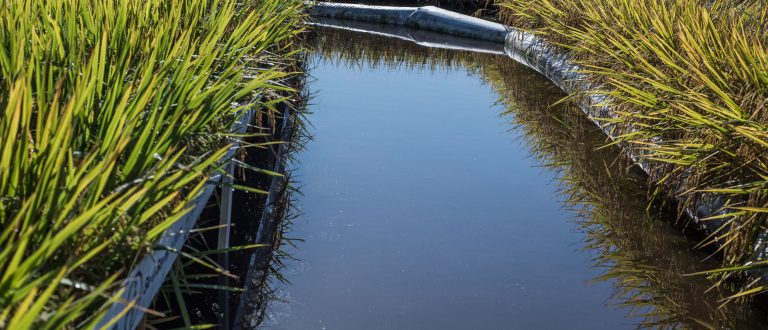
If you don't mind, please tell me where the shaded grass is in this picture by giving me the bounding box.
[149,78,311,329]
[0,0,304,327]
[496,0,768,297]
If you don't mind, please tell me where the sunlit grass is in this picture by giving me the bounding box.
[0,0,304,327]
[496,0,768,297]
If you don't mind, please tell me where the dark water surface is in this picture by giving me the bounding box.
[260,27,768,329]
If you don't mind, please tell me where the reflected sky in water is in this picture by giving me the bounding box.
[265,55,633,330]
[259,26,768,329]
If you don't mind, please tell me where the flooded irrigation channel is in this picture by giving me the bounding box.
[258,25,768,329]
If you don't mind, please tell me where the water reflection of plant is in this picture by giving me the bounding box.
[490,71,766,329]
[237,108,310,328]
[306,27,768,328]
[497,0,768,298]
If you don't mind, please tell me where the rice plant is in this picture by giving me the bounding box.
[496,0,768,298]
[0,0,304,327]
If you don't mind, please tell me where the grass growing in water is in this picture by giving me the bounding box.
[0,0,304,327]
[496,0,768,298]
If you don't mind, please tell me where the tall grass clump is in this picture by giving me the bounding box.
[496,0,768,296]
[0,0,304,328]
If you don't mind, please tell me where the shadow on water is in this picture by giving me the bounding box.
[251,24,768,328]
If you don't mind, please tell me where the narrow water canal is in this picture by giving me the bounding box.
[260,26,768,329]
